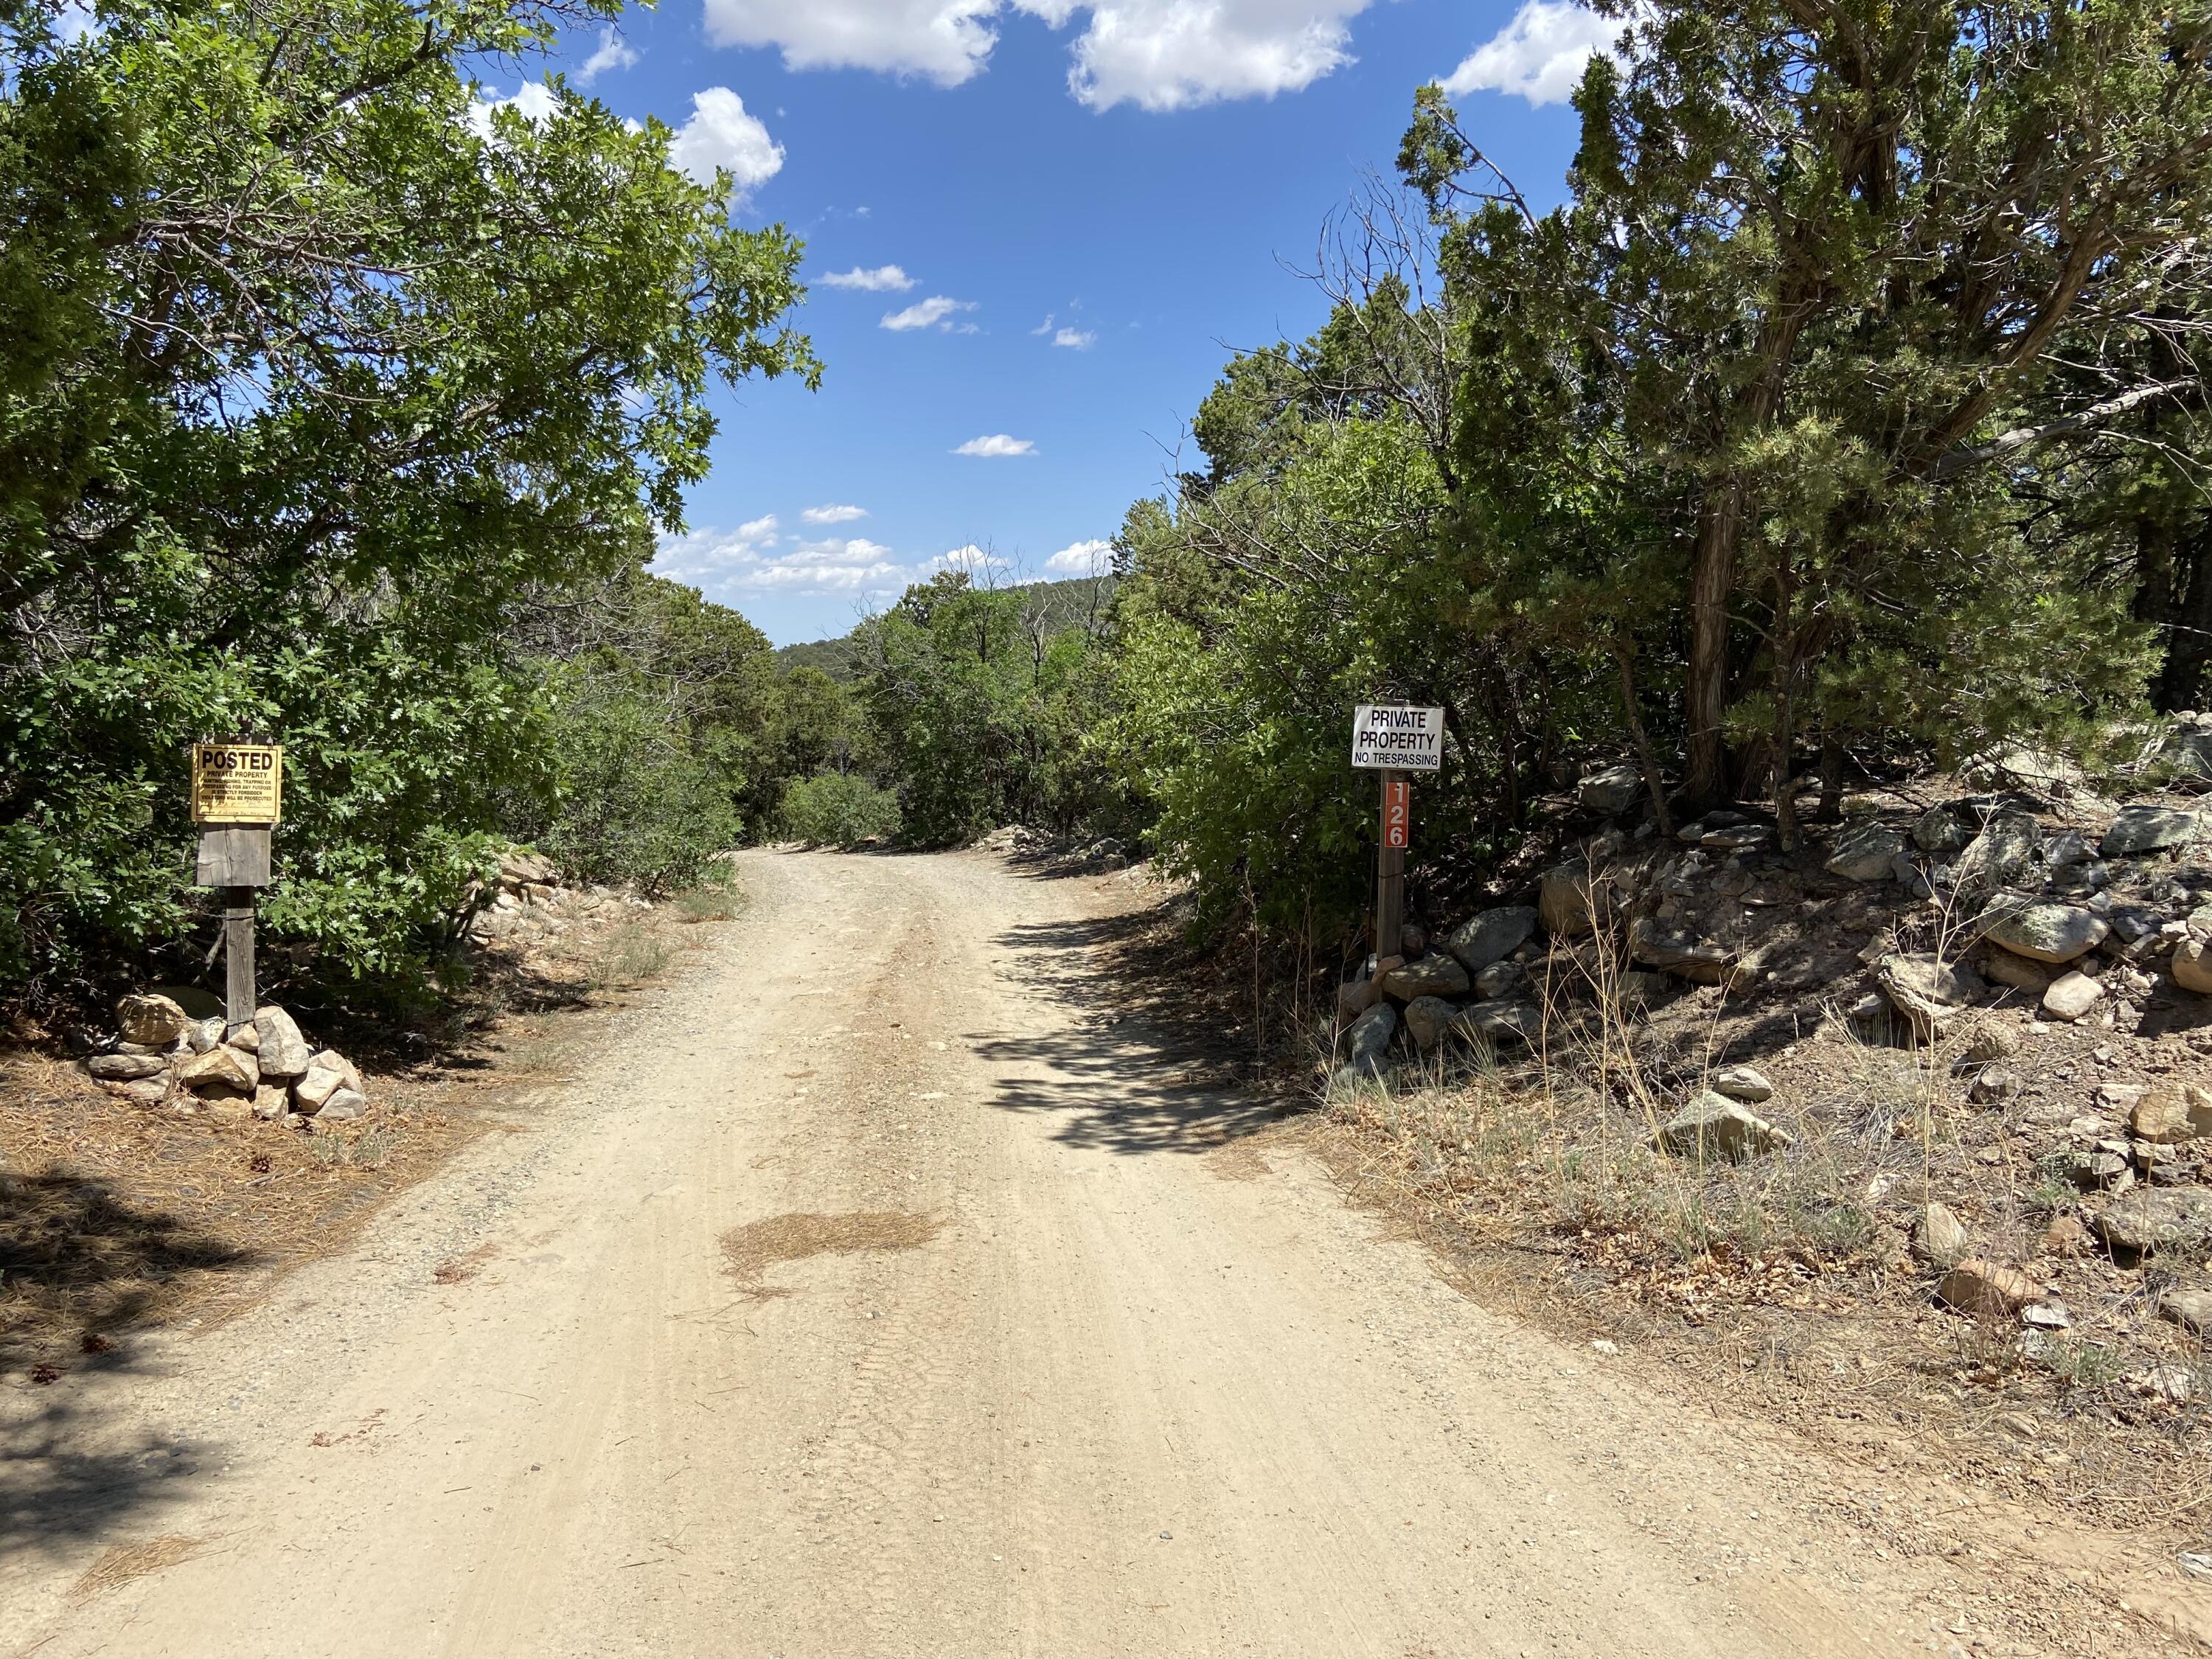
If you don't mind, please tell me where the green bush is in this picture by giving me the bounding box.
[777,773,902,846]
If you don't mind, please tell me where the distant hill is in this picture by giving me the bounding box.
[774,575,1116,682]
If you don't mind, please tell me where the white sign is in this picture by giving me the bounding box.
[1351,705,1445,772]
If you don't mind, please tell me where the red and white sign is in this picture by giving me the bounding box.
[1382,779,1410,849]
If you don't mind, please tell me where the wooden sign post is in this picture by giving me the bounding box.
[190,738,283,1034]
[1352,706,1444,964]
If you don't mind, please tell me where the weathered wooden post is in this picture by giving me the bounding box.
[190,737,283,1034]
[1351,705,1444,964]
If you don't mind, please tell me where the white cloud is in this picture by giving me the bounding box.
[882,295,979,332]
[954,434,1036,457]
[821,265,917,291]
[667,88,785,198]
[651,524,905,595]
[802,503,869,524]
[1044,538,1112,573]
[926,543,1011,574]
[693,1,1378,111]
[703,0,1003,85]
[1031,314,1057,335]
[1441,1,1628,106]
[1051,327,1096,349]
[577,27,639,84]
[467,80,560,140]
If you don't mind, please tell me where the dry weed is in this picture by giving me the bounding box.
[69,1535,206,1604]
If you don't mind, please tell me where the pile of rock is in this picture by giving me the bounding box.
[468,848,642,946]
[86,992,370,1128]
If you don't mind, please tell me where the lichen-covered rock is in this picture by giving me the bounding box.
[1952,810,2040,903]
[1912,807,1970,855]
[1379,953,1471,1001]
[2090,1188,2212,1255]
[1655,1093,1792,1162]
[1981,901,2107,964]
[1826,821,1907,883]
[1444,906,1540,973]
[1401,996,1457,1054]
[2101,805,2201,858]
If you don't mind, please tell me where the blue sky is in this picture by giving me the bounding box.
[487,0,1623,646]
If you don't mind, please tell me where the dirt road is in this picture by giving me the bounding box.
[1,853,2040,1655]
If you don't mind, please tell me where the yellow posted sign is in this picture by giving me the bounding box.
[191,742,283,825]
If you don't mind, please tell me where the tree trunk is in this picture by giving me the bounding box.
[1615,650,1672,837]
[1685,480,1745,801]
[2153,515,2212,713]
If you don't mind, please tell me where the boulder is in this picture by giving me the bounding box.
[2172,939,2212,995]
[1964,1021,2020,1062]
[2101,805,2201,858]
[318,1088,369,1123]
[115,993,189,1048]
[2090,1189,2212,1255]
[1826,821,1908,883]
[498,848,558,886]
[1578,762,1644,815]
[1458,998,1540,1046]
[252,1085,291,1122]
[307,1048,363,1093]
[1952,810,2040,903]
[1875,951,1984,1038]
[226,1021,260,1054]
[1912,807,1970,856]
[1630,917,1737,985]
[1935,1260,2042,1321]
[1379,953,1471,1001]
[1472,959,1528,1000]
[1401,996,1459,1054]
[186,1017,223,1054]
[1335,975,1384,1026]
[1537,865,1596,938]
[2041,971,2105,1023]
[1655,1093,1792,1163]
[1703,822,1775,852]
[88,1053,167,1082]
[2132,1080,2212,1144]
[100,1077,169,1107]
[1340,1004,1397,1079]
[1981,902,2108,964]
[293,1065,345,1113]
[1913,1203,1971,1268]
[1711,1065,1774,1103]
[178,1044,257,1094]
[253,1006,312,1079]
[1969,1066,2023,1105]
[2158,1288,2212,1334]
[1979,948,2053,994]
[1444,906,1540,973]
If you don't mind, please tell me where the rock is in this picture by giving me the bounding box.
[2057,1150,2133,1192]
[1335,975,1384,1025]
[1379,953,1472,1001]
[498,847,558,886]
[252,1006,312,1079]
[115,993,189,1048]
[293,1065,344,1113]
[186,1017,223,1054]
[1458,999,1540,1045]
[2042,971,2105,1022]
[2132,1080,2212,1144]
[1935,1260,2042,1320]
[1341,1004,1397,1079]
[100,1077,169,1106]
[1876,951,1984,1038]
[1399,925,1427,958]
[1889,853,1933,898]
[1444,907,1540,973]
[1980,948,2053,993]
[2158,1288,2212,1333]
[178,1044,257,1094]
[2102,805,2202,858]
[1537,865,1596,938]
[1964,1022,2020,1062]
[1711,1065,1774,1103]
[87,1053,167,1082]
[204,1097,254,1127]
[226,1021,260,1054]
[1913,807,1970,856]
[1472,959,1528,999]
[1614,970,1673,1009]
[1952,810,2041,902]
[252,1085,290,1121]
[2090,1189,2212,1255]
[1981,901,2108,964]
[318,1088,369,1123]
[1913,1203,1970,1268]
[1402,996,1457,1054]
[1703,822,1775,852]
[1826,821,1908,883]
[1630,917,1737,985]
[2022,1299,2073,1330]
[2171,939,2212,995]
[307,1048,363,1093]
[1578,762,1644,815]
[1969,1066,2023,1105]
[1655,1093,1792,1163]
[2043,1214,2091,1255]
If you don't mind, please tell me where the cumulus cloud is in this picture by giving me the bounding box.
[466,80,560,140]
[1043,538,1112,573]
[954,434,1036,457]
[925,543,1012,574]
[1441,1,1629,106]
[577,26,639,84]
[821,265,917,291]
[651,521,905,595]
[802,503,869,524]
[695,0,1380,111]
[667,88,785,198]
[882,295,979,332]
[1051,327,1096,349]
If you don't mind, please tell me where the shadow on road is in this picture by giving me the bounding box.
[970,908,1304,1157]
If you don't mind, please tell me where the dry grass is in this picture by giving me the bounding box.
[69,1534,207,1604]
[720,1210,944,1301]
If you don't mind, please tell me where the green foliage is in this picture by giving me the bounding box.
[0,0,815,996]
[776,773,902,847]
